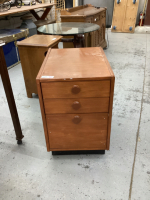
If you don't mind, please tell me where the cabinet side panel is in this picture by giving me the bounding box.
[18,46,48,96]
[36,49,52,152]
[106,77,115,150]
[36,79,50,151]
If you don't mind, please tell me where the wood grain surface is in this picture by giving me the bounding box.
[44,98,109,114]
[42,80,110,99]
[39,48,113,81]
[46,113,108,150]
[18,35,61,97]
[17,35,62,47]
[112,0,139,33]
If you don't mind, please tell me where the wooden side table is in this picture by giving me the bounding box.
[36,47,115,155]
[0,42,24,144]
[17,35,62,98]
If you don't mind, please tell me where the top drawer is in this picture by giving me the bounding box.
[42,80,110,99]
[86,16,94,23]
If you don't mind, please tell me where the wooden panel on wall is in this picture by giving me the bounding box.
[112,0,139,33]
[112,0,127,32]
[123,0,139,32]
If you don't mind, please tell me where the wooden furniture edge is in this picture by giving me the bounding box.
[100,47,114,77]
[36,79,50,151]
[17,36,62,47]
[66,4,91,12]
[61,9,106,18]
[60,15,86,18]
[50,39,62,48]
[36,48,52,152]
[111,30,135,33]
[61,10,71,15]
[60,7,106,18]
[49,147,106,151]
[106,77,115,150]
[0,3,55,17]
[36,48,51,79]
[39,77,113,82]
[99,47,115,150]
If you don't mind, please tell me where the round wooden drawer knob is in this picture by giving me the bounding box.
[72,85,80,94]
[72,101,80,110]
[72,115,81,124]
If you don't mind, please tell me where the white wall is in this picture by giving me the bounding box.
[84,0,145,26]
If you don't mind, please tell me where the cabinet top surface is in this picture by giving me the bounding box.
[37,47,114,81]
[17,35,62,47]
[71,7,105,16]
[61,5,106,18]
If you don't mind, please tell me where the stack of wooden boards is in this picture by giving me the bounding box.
[112,0,139,33]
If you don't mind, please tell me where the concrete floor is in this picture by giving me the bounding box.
[0,31,150,200]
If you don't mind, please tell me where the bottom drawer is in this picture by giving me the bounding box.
[46,113,108,150]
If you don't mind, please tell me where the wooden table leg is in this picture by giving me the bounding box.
[73,35,78,48]
[30,10,41,20]
[0,45,24,144]
[30,7,52,20]
[73,35,85,48]
[61,35,85,48]
[41,7,52,20]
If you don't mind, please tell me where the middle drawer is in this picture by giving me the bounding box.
[44,98,109,114]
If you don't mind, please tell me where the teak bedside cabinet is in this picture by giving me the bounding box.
[18,35,62,98]
[36,47,115,155]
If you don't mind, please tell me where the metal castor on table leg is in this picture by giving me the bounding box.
[17,140,22,145]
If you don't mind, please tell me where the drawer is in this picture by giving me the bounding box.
[86,17,93,23]
[44,98,109,114]
[42,80,110,99]
[46,113,108,150]
[93,14,100,23]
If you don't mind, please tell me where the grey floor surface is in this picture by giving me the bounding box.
[0,31,150,200]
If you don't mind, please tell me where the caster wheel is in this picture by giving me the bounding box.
[17,140,22,145]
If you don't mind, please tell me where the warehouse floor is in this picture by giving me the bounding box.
[0,31,150,200]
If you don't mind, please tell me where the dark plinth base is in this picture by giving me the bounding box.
[52,150,105,155]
